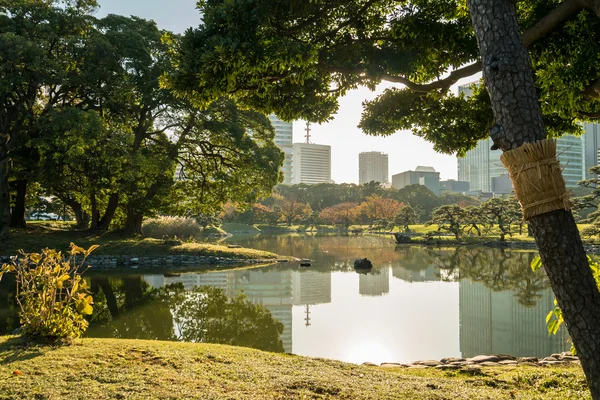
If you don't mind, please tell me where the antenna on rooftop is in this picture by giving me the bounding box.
[304,121,312,144]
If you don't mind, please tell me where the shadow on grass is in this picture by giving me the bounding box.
[0,336,45,364]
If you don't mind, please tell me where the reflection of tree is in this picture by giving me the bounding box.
[0,275,19,335]
[87,277,284,353]
[173,286,284,352]
[434,247,548,307]
[88,277,177,340]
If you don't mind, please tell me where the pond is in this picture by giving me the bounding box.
[0,235,568,364]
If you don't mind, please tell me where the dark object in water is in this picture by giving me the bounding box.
[354,258,373,269]
[300,259,312,267]
[393,233,412,244]
[164,272,182,278]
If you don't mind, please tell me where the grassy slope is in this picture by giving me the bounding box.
[3,228,280,260]
[0,337,589,400]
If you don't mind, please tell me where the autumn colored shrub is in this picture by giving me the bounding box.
[0,243,97,342]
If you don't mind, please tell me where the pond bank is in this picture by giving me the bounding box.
[0,336,589,399]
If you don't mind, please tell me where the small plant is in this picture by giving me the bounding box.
[0,243,98,343]
[531,254,600,353]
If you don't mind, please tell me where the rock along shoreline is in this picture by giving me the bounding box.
[0,254,291,270]
[365,352,580,370]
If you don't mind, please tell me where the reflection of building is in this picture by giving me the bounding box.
[292,270,332,305]
[292,270,332,327]
[391,166,440,194]
[268,115,294,185]
[161,272,230,290]
[392,265,438,282]
[459,280,568,358]
[292,143,332,184]
[359,267,390,297]
[359,151,389,185]
[229,270,293,352]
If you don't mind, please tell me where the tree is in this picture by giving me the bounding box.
[320,202,360,229]
[462,205,485,237]
[360,194,402,226]
[429,205,466,240]
[278,198,312,226]
[0,0,98,237]
[480,197,521,241]
[171,0,600,393]
[393,204,417,232]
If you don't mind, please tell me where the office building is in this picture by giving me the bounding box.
[292,143,332,184]
[358,151,389,185]
[457,84,586,191]
[439,179,470,194]
[391,166,441,194]
[268,115,294,184]
[583,122,600,178]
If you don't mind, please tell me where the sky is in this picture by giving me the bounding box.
[94,0,465,184]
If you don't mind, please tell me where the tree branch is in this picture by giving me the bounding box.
[323,0,591,92]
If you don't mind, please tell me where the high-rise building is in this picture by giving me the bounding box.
[583,122,600,178]
[458,135,584,191]
[292,143,332,184]
[358,151,389,184]
[391,166,440,194]
[457,83,586,191]
[268,115,293,185]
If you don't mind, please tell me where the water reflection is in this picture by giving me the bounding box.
[0,236,570,363]
[87,278,285,352]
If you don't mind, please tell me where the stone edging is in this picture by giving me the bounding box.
[363,352,580,370]
[0,254,289,270]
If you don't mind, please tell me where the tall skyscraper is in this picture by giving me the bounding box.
[268,115,293,185]
[292,143,332,184]
[358,151,389,184]
[583,122,600,179]
[457,83,585,191]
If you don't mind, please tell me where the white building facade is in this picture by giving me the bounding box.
[292,143,332,184]
[268,115,294,185]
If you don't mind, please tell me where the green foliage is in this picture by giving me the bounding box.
[0,243,97,342]
[169,0,594,156]
[394,204,418,232]
[530,255,600,340]
[428,205,467,240]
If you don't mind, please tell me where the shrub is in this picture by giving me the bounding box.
[142,216,202,239]
[0,243,97,342]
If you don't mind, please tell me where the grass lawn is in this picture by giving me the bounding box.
[2,227,281,260]
[0,336,589,399]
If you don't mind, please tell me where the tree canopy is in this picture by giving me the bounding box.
[167,0,600,155]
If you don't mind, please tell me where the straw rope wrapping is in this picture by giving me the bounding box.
[500,139,571,220]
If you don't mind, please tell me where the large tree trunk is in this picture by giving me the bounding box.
[62,198,89,230]
[93,193,119,231]
[467,0,600,397]
[124,209,143,235]
[0,160,10,240]
[9,179,27,228]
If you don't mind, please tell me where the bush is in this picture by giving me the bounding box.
[142,216,202,239]
[0,243,97,342]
